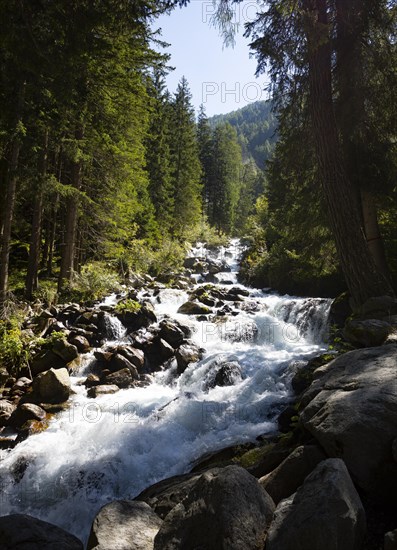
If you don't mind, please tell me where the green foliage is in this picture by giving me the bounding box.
[114,299,141,314]
[61,263,122,302]
[123,238,187,277]
[0,315,30,374]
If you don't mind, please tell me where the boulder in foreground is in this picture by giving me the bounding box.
[88,500,163,550]
[154,465,275,550]
[266,459,366,550]
[0,513,83,549]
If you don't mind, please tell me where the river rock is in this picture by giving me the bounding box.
[360,295,397,319]
[145,338,174,369]
[52,338,79,363]
[154,466,275,550]
[177,301,212,315]
[87,385,119,398]
[31,349,67,375]
[175,344,203,374]
[206,360,242,389]
[0,513,83,549]
[109,354,139,378]
[0,399,16,426]
[33,368,71,403]
[266,459,366,550]
[344,319,392,347]
[69,334,91,353]
[104,368,136,389]
[259,444,326,504]
[84,374,101,388]
[159,320,185,348]
[88,500,163,550]
[300,345,397,498]
[136,473,202,519]
[117,345,145,370]
[385,530,397,550]
[8,403,47,429]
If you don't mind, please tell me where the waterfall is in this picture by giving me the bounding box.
[0,239,331,545]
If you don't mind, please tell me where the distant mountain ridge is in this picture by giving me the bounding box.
[208,100,277,170]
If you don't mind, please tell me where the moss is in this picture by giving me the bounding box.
[114,299,141,314]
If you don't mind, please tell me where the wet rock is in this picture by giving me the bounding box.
[8,403,47,429]
[206,360,242,389]
[52,338,79,363]
[154,466,275,550]
[159,320,185,348]
[94,349,113,364]
[104,368,137,389]
[117,345,145,370]
[88,500,163,550]
[177,301,212,315]
[145,338,174,370]
[300,345,397,499]
[116,302,157,332]
[266,459,366,550]
[110,354,139,379]
[136,473,203,519]
[175,344,203,374]
[69,334,91,353]
[0,400,16,426]
[87,385,119,398]
[344,319,393,347]
[31,350,67,376]
[33,368,71,404]
[84,374,101,388]
[259,444,326,504]
[0,513,83,549]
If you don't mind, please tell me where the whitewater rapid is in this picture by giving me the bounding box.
[0,239,331,544]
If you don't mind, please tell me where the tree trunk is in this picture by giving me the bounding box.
[58,125,84,292]
[302,0,393,306]
[335,0,390,281]
[0,81,26,306]
[25,128,49,299]
[361,189,390,277]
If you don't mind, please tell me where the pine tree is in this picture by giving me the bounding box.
[169,77,202,237]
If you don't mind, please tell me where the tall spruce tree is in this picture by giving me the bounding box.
[169,77,202,237]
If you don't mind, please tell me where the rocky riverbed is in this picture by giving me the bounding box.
[1,240,397,549]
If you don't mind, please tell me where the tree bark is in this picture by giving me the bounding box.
[0,81,26,306]
[58,124,84,292]
[25,128,49,299]
[335,0,390,280]
[302,0,393,306]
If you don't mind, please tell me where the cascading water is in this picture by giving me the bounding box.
[0,239,331,544]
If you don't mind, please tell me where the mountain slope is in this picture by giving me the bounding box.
[209,100,277,170]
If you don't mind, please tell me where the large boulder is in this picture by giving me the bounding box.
[207,360,242,389]
[266,459,366,550]
[159,320,186,348]
[175,344,203,375]
[104,368,136,389]
[259,444,326,504]
[52,338,79,363]
[177,301,212,315]
[88,500,163,550]
[31,350,67,375]
[33,368,71,403]
[154,466,275,550]
[300,345,397,499]
[344,319,392,347]
[0,513,83,549]
[136,473,202,519]
[8,403,47,429]
[359,295,397,320]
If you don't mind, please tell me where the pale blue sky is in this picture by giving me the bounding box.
[155,1,269,117]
